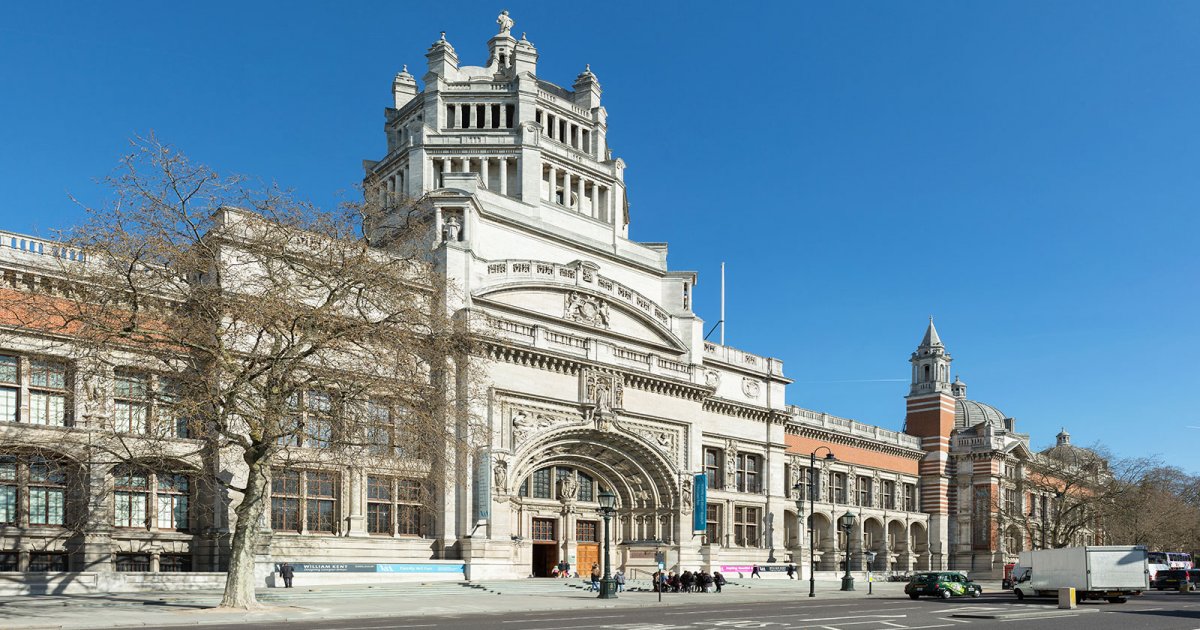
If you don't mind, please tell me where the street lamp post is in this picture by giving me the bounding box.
[597,489,618,599]
[793,448,836,598]
[840,511,857,591]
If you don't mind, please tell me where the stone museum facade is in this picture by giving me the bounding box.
[0,13,1087,589]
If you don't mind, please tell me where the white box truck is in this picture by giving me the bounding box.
[1012,545,1149,603]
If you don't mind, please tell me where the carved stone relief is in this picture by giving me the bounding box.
[622,418,682,467]
[564,291,611,328]
[742,378,761,398]
[704,370,720,388]
[509,404,585,446]
[680,478,693,515]
[724,439,738,490]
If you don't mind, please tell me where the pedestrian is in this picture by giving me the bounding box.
[681,570,694,593]
[615,569,625,593]
[278,562,294,588]
[701,571,714,592]
[589,563,601,592]
[786,564,795,579]
[751,564,762,578]
[658,570,669,593]
[714,570,725,593]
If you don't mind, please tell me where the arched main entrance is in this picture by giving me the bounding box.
[505,426,680,577]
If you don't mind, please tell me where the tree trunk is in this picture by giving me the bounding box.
[220,457,269,609]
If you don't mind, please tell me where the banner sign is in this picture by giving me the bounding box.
[692,473,707,533]
[474,450,491,522]
[719,564,791,574]
[286,563,465,574]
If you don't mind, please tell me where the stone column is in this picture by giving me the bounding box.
[576,175,585,213]
[561,171,571,207]
[546,164,556,203]
[479,158,489,188]
[499,158,508,196]
[483,104,492,129]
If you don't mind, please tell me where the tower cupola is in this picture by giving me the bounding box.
[1056,428,1071,446]
[950,375,967,399]
[910,317,953,396]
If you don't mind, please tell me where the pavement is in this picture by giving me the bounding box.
[1,578,1196,630]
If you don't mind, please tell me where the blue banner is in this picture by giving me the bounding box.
[693,473,707,533]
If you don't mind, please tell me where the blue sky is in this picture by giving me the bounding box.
[2,2,1197,470]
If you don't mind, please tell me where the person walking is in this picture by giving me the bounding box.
[658,570,669,593]
[714,571,725,593]
[751,564,762,578]
[278,562,295,588]
[589,563,601,592]
[615,569,625,593]
[786,564,795,579]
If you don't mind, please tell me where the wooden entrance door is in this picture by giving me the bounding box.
[576,519,600,575]
[577,543,599,573]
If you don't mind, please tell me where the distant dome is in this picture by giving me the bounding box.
[954,399,1008,430]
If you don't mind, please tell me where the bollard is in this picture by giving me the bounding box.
[1058,587,1076,609]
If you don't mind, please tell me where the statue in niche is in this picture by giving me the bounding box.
[559,472,579,501]
[497,10,514,35]
[681,478,693,514]
[493,459,507,491]
[443,215,461,242]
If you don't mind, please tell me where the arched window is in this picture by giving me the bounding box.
[113,466,191,531]
[517,466,598,503]
[923,365,931,380]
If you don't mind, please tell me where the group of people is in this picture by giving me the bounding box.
[653,569,726,593]
[584,563,626,592]
[549,560,574,578]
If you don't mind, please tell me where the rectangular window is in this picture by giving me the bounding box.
[29,360,69,427]
[305,471,338,533]
[883,480,896,510]
[156,474,189,530]
[304,391,333,449]
[28,553,67,572]
[857,476,872,507]
[114,470,149,528]
[705,503,722,545]
[159,554,192,572]
[397,478,421,535]
[576,520,597,543]
[29,458,65,526]
[367,475,392,535]
[531,517,555,541]
[532,468,552,499]
[113,370,148,434]
[0,355,17,423]
[156,377,191,439]
[271,469,301,532]
[832,472,847,503]
[0,455,15,525]
[1005,488,1017,515]
[736,453,760,493]
[578,472,594,502]
[704,448,723,490]
[733,506,761,547]
[0,553,16,571]
[904,484,917,511]
[115,554,151,572]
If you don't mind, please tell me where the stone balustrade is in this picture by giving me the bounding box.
[787,405,922,450]
[0,231,86,262]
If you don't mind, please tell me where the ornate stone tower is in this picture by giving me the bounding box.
[363,11,630,248]
[904,318,956,570]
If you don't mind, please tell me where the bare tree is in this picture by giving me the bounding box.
[0,136,485,607]
[1103,465,1200,552]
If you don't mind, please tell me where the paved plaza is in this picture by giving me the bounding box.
[4,579,1198,630]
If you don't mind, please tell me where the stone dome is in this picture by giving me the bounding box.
[954,398,1008,429]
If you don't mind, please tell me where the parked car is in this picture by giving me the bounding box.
[1152,569,1199,590]
[905,572,982,599]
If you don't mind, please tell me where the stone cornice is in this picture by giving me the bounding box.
[480,338,711,402]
